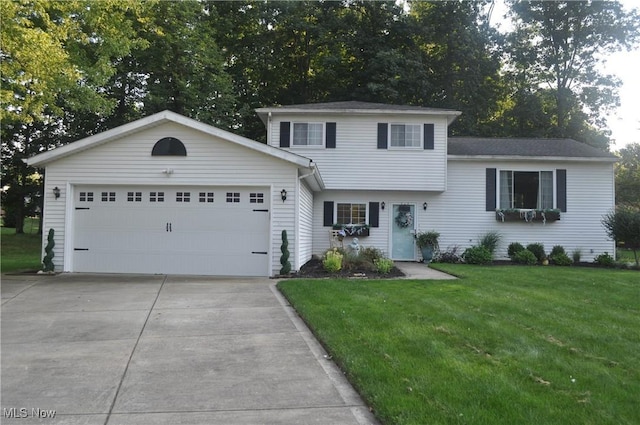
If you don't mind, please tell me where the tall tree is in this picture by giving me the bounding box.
[615,142,640,207]
[504,0,640,149]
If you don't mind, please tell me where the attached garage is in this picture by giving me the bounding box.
[27,111,323,276]
[72,186,270,275]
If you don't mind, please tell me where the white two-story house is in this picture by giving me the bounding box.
[28,101,617,276]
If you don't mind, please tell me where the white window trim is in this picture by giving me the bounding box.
[291,122,325,147]
[335,202,369,226]
[389,123,422,149]
[497,169,556,210]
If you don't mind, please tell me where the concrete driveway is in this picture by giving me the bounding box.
[1,274,379,425]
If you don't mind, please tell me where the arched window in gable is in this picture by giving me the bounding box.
[152,137,187,156]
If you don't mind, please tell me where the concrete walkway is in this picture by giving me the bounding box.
[1,274,379,425]
[394,262,458,280]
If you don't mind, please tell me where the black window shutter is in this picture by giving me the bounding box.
[323,201,334,227]
[369,202,379,228]
[377,123,388,149]
[424,124,435,150]
[279,122,290,148]
[326,122,336,148]
[557,169,567,212]
[486,168,497,211]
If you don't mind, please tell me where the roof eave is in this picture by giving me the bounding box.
[447,154,618,163]
[256,107,462,125]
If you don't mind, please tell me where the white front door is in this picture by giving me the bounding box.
[72,186,270,276]
[391,204,416,260]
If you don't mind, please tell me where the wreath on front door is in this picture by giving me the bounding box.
[395,208,413,228]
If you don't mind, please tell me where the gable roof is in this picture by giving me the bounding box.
[448,137,617,162]
[256,101,462,125]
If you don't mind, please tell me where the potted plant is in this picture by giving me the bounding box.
[416,231,440,263]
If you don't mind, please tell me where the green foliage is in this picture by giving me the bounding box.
[514,249,538,265]
[508,242,525,259]
[551,252,572,266]
[550,245,566,257]
[601,206,640,266]
[462,245,493,265]
[373,258,394,275]
[526,243,546,263]
[41,228,55,272]
[594,252,616,268]
[434,245,463,264]
[615,143,640,208]
[359,247,385,264]
[323,248,343,273]
[415,231,440,249]
[478,231,502,255]
[571,248,582,264]
[279,230,291,275]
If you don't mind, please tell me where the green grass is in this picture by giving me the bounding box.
[1,218,42,273]
[278,265,640,425]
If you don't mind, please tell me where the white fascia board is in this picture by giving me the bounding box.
[299,161,325,191]
[447,155,618,163]
[256,108,462,125]
[27,110,314,169]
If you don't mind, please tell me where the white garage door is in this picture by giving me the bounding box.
[72,186,270,276]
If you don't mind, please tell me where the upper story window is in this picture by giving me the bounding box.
[152,137,187,156]
[336,203,367,225]
[390,124,421,148]
[293,123,324,146]
[500,170,553,210]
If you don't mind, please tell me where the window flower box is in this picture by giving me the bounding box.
[495,209,561,224]
[332,224,370,237]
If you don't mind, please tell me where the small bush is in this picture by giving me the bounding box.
[551,252,572,266]
[359,247,385,264]
[462,245,493,265]
[434,245,463,264]
[526,243,546,263]
[550,245,566,257]
[514,249,537,265]
[323,249,343,273]
[374,258,394,274]
[478,231,502,256]
[594,252,615,268]
[572,248,582,263]
[507,242,525,259]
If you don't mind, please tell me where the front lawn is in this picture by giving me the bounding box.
[1,219,42,273]
[278,265,639,425]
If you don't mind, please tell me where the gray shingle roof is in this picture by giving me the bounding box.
[448,137,616,160]
[266,100,461,114]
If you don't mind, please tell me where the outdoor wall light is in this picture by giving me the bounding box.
[281,189,287,202]
[53,187,61,199]
[423,202,428,210]
[381,201,385,210]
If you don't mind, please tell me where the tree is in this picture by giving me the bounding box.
[601,206,640,267]
[504,1,640,149]
[615,142,640,207]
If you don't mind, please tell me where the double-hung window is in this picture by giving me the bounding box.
[499,170,554,209]
[390,124,421,147]
[336,203,367,226]
[292,123,323,146]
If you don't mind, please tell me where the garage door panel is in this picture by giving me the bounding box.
[73,186,270,276]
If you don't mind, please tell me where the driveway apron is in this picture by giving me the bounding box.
[1,274,378,425]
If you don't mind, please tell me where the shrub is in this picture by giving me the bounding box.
[571,248,582,263]
[507,242,525,259]
[359,247,385,264]
[594,252,615,268]
[514,249,537,265]
[550,245,566,257]
[434,245,463,264]
[280,230,291,275]
[374,258,394,274]
[323,249,343,273]
[462,245,493,265]
[602,206,640,267]
[551,252,572,266]
[526,243,546,263]
[478,231,502,256]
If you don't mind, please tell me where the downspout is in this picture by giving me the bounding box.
[298,161,317,181]
[267,112,272,145]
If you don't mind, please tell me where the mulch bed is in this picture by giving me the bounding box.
[280,258,405,279]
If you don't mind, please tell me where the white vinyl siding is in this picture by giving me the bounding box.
[40,121,300,275]
[270,114,448,191]
[297,180,314,268]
